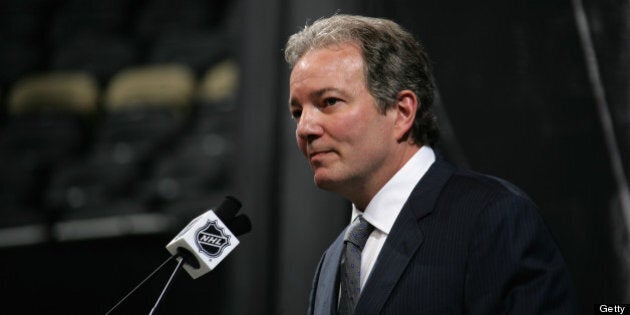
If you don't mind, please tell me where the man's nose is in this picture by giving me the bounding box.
[296,108,322,140]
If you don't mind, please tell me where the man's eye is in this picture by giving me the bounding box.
[291,109,302,119]
[323,98,339,106]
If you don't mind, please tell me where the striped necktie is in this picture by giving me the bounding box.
[338,215,374,315]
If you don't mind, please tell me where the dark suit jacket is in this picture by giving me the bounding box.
[308,157,578,314]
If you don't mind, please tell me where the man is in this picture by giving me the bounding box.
[285,14,577,314]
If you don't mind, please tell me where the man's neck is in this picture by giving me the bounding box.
[349,144,421,210]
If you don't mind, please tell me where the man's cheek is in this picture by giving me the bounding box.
[297,139,308,156]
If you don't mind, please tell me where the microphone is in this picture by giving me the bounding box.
[166,196,252,279]
[106,196,251,314]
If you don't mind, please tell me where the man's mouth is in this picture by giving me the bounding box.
[309,150,333,163]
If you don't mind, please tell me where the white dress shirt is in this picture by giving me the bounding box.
[350,145,435,289]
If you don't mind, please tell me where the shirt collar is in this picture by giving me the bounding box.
[352,146,435,234]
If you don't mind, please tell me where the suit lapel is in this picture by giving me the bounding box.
[313,228,347,315]
[354,158,456,314]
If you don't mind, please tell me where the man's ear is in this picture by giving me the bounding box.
[393,89,418,142]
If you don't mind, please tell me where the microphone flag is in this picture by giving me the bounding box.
[165,209,239,279]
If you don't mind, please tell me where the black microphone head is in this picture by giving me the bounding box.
[229,214,252,236]
[213,196,242,221]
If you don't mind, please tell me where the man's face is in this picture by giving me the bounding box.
[289,43,398,199]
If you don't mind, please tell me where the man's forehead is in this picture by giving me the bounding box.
[290,46,364,83]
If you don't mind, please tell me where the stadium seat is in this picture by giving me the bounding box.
[1,71,98,166]
[104,63,195,112]
[46,64,198,217]
[0,71,99,225]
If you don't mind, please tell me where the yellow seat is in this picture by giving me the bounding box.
[104,63,195,114]
[8,71,99,115]
[196,58,239,105]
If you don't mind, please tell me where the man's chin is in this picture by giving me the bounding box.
[313,174,338,191]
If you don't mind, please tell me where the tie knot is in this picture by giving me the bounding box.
[344,216,374,250]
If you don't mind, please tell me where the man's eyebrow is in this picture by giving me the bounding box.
[314,87,346,97]
[289,87,347,107]
[289,96,300,108]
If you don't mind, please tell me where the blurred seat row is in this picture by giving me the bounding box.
[0,0,239,246]
[0,60,240,245]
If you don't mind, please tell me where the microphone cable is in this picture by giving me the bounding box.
[105,255,177,315]
[149,257,185,315]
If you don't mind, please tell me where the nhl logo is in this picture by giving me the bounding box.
[195,220,231,258]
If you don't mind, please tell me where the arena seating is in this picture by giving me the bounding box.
[0,0,238,246]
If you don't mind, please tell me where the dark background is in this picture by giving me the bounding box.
[0,0,628,314]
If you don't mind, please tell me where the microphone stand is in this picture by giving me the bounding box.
[149,257,184,315]
[105,255,183,315]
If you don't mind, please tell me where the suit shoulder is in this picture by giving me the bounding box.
[444,167,536,207]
